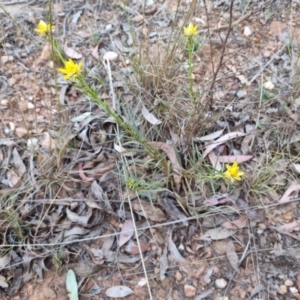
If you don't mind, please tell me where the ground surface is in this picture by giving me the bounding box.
[1,0,300,299]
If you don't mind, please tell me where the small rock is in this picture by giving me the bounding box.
[27,102,35,110]
[1,55,14,64]
[263,50,272,58]
[258,223,267,230]
[184,285,196,298]
[285,279,294,287]
[103,51,118,61]
[280,285,288,294]
[132,15,144,23]
[290,287,299,294]
[1,100,8,106]
[15,127,28,138]
[215,278,227,289]
[175,271,182,281]
[137,278,147,287]
[263,81,274,90]
[243,26,252,36]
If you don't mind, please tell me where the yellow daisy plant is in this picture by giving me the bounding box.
[58,59,83,80]
[183,23,198,37]
[223,161,245,183]
[35,20,54,36]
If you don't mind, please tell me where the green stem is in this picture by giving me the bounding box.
[187,37,196,104]
[48,36,159,158]
[77,77,158,157]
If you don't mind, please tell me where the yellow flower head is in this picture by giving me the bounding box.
[35,20,54,36]
[183,23,198,37]
[223,161,245,184]
[58,59,83,80]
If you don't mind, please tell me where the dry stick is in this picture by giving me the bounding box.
[127,195,153,300]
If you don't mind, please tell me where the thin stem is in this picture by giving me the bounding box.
[187,37,196,104]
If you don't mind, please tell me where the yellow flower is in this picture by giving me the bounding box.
[223,162,245,183]
[58,59,82,80]
[35,20,54,36]
[183,23,198,36]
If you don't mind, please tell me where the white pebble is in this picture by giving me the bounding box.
[285,279,294,287]
[137,278,147,287]
[243,26,252,36]
[290,287,298,294]
[184,284,196,297]
[263,81,274,90]
[215,278,227,289]
[1,55,14,64]
[103,51,118,61]
[1,100,8,106]
[27,102,35,110]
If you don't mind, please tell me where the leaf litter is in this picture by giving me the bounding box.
[0,0,300,299]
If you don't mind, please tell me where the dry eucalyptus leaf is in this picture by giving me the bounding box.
[201,227,236,241]
[195,129,224,142]
[64,46,82,59]
[279,184,300,203]
[91,43,100,59]
[142,105,162,125]
[203,196,231,206]
[131,199,167,222]
[203,132,246,158]
[277,220,300,233]
[66,208,92,227]
[226,241,240,273]
[217,155,252,163]
[168,230,188,264]
[119,219,134,247]
[222,214,247,229]
[12,148,26,177]
[105,286,133,298]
